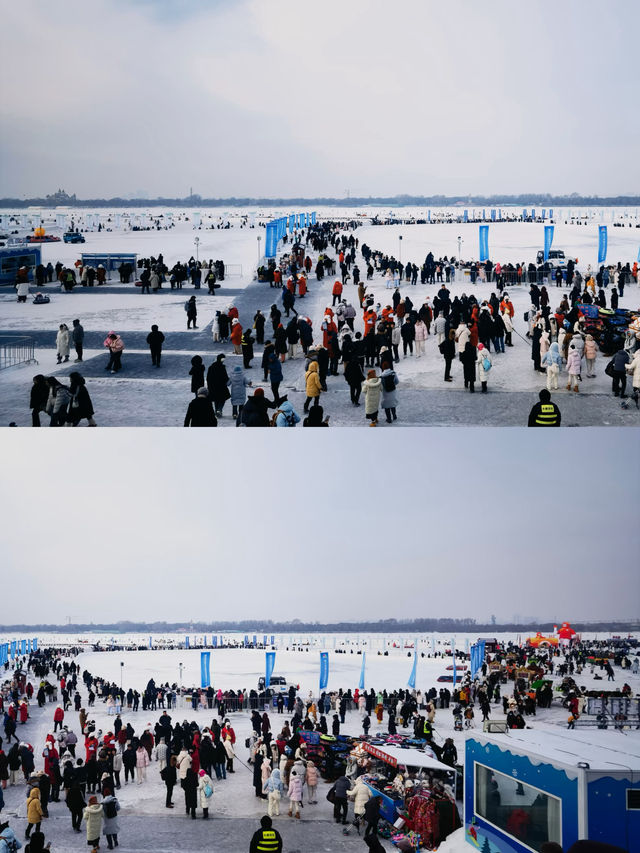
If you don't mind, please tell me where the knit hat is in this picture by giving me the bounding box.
[196,387,208,397]
[254,388,264,397]
[199,769,205,776]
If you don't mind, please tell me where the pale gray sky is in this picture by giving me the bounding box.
[1,429,637,624]
[1,0,639,198]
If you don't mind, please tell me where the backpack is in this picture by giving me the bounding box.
[184,300,190,312]
[382,373,396,392]
[104,798,118,819]
[270,409,296,427]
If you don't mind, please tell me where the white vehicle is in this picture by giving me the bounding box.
[536,249,566,266]
[258,675,298,693]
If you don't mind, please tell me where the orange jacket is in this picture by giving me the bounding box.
[230,323,243,345]
[298,277,307,296]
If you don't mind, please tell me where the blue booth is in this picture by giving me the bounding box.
[465,728,640,853]
[80,252,137,281]
[0,245,42,285]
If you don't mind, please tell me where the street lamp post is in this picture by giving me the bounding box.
[257,235,262,266]
[398,235,403,266]
[194,236,200,264]
[120,661,124,692]
[179,662,183,708]
[457,236,463,262]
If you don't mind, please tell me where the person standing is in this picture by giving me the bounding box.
[566,343,581,393]
[249,816,283,853]
[71,319,84,362]
[610,346,630,398]
[477,343,492,393]
[25,787,43,839]
[264,768,283,817]
[380,364,399,423]
[146,325,165,367]
[101,787,120,850]
[56,324,70,364]
[461,342,477,392]
[440,329,456,382]
[197,770,213,820]
[363,370,382,426]
[527,389,561,426]
[332,774,352,825]
[228,364,251,420]
[83,795,103,849]
[186,296,198,329]
[135,745,149,784]
[364,795,382,838]
[267,351,283,404]
[287,768,303,820]
[182,767,198,819]
[161,754,177,808]
[103,332,124,373]
[303,361,322,413]
[207,354,230,417]
[345,358,365,405]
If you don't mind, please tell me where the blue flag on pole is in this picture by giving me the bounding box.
[452,638,457,687]
[21,640,26,655]
[542,209,546,220]
[479,225,489,262]
[253,635,257,646]
[598,226,608,264]
[491,209,496,221]
[549,208,554,220]
[319,652,329,690]
[10,640,16,658]
[212,636,217,648]
[265,651,276,688]
[311,212,316,225]
[200,652,211,688]
[407,652,417,688]
[544,225,555,262]
[531,208,535,219]
[463,210,468,223]
[244,635,249,647]
[271,635,275,645]
[359,653,366,690]
[32,638,38,651]
[185,636,190,649]
[149,636,152,649]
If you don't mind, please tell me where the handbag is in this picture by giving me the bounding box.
[204,783,213,798]
[326,785,336,803]
[482,357,491,372]
[604,359,615,378]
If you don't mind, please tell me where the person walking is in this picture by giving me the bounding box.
[184,388,218,427]
[228,364,251,420]
[303,361,322,413]
[332,774,352,825]
[146,325,165,367]
[206,354,230,417]
[66,372,97,427]
[66,781,86,832]
[287,768,303,820]
[345,357,365,405]
[610,346,630,398]
[264,768,283,816]
[380,364,398,423]
[566,343,581,393]
[30,374,49,427]
[542,342,562,391]
[25,787,43,839]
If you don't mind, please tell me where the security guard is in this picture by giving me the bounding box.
[249,815,283,853]
[527,389,561,426]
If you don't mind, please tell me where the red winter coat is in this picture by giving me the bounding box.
[230,323,243,345]
[332,281,343,296]
[54,707,64,723]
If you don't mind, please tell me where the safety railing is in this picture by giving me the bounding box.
[0,336,37,370]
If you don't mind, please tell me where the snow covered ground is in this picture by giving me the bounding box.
[1,211,638,426]
[1,632,638,852]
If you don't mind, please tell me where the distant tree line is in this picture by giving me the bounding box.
[1,618,638,634]
[1,193,640,209]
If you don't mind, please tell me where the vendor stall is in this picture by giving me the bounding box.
[359,742,461,848]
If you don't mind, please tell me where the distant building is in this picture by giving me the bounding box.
[45,189,77,204]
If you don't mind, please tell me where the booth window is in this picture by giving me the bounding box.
[628,789,640,810]
[474,762,561,852]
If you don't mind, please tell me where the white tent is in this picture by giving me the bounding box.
[364,743,454,774]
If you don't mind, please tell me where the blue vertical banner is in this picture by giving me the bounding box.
[244,635,249,647]
[531,208,535,219]
[265,222,277,258]
[407,651,418,689]
[149,636,152,649]
[359,653,366,690]
[479,225,489,262]
[469,643,482,679]
[598,225,608,264]
[185,636,190,649]
[311,212,316,225]
[491,209,496,221]
[544,225,555,262]
[549,208,554,220]
[542,209,546,220]
[212,636,217,648]
[482,209,486,220]
[463,210,468,223]
[522,209,527,220]
[427,210,431,222]
[265,651,276,688]
[10,640,16,658]
[289,214,295,232]
[452,638,457,687]
[200,652,211,688]
[26,639,31,653]
[263,635,267,647]
[32,638,38,651]
[637,246,640,263]
[203,636,207,647]
[319,652,329,690]
[431,636,435,656]
[21,640,26,655]
[252,634,257,646]
[270,635,275,645]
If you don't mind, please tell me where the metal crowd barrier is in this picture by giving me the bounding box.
[0,336,37,370]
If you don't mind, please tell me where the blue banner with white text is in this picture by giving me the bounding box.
[265,651,276,688]
[544,225,555,262]
[359,653,366,690]
[319,652,329,690]
[185,636,190,649]
[200,652,211,688]
[598,225,608,264]
[463,210,468,223]
[479,225,489,262]
[407,651,417,688]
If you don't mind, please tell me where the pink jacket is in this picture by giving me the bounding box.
[288,773,304,802]
[567,348,581,375]
[104,333,124,352]
[136,748,150,767]
[414,321,427,342]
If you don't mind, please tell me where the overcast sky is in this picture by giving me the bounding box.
[1,429,637,626]
[1,0,639,199]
